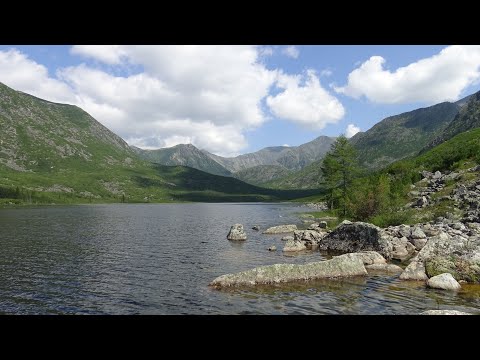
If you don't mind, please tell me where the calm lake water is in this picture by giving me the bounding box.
[0,203,479,315]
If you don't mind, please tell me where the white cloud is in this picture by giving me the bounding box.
[71,45,127,65]
[1,46,281,156]
[282,46,299,59]
[336,45,480,104]
[0,48,76,103]
[345,124,360,138]
[259,46,274,56]
[320,69,333,77]
[266,69,345,128]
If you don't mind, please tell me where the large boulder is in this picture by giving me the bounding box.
[366,263,403,273]
[318,221,393,259]
[344,251,386,265]
[293,230,327,248]
[227,224,247,241]
[263,224,298,234]
[391,237,416,261]
[209,254,367,288]
[427,273,461,291]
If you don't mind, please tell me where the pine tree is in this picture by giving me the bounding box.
[321,135,358,217]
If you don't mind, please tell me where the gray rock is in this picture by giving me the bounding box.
[268,245,277,252]
[391,237,415,261]
[398,225,411,238]
[307,223,320,230]
[433,171,442,179]
[411,227,426,239]
[318,221,393,259]
[209,254,367,287]
[283,239,307,252]
[452,222,466,231]
[293,229,326,247]
[252,225,260,231]
[319,221,328,229]
[227,224,247,241]
[417,196,428,207]
[400,261,428,281]
[281,235,294,242]
[427,273,461,291]
[263,224,298,234]
[411,237,428,251]
[366,263,403,273]
[344,251,387,265]
[420,310,471,315]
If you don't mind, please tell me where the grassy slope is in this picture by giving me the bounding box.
[0,83,314,205]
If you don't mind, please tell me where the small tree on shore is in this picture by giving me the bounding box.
[321,135,358,217]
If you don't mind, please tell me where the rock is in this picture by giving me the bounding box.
[268,245,277,251]
[281,235,294,241]
[252,225,260,231]
[398,225,411,238]
[318,221,393,259]
[425,254,480,283]
[366,263,403,273]
[227,224,247,241]
[411,237,428,251]
[293,230,326,248]
[433,171,442,179]
[307,223,321,231]
[416,196,428,207]
[302,219,315,224]
[400,261,428,281]
[344,251,387,265]
[427,273,461,291]
[319,221,327,229]
[263,224,298,234]
[283,239,307,252]
[411,227,426,239]
[299,214,314,219]
[209,254,367,287]
[420,310,471,315]
[452,222,466,231]
[391,237,415,261]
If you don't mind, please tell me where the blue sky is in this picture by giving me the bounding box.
[1,45,479,156]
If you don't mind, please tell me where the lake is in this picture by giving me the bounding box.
[0,203,479,314]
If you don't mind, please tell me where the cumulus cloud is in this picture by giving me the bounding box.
[0,48,76,103]
[282,46,299,59]
[335,45,480,104]
[71,45,127,65]
[266,69,345,128]
[320,69,333,77]
[345,124,360,138]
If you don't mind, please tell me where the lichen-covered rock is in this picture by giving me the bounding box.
[283,239,307,252]
[209,254,367,288]
[425,256,480,283]
[411,237,428,251]
[365,263,403,273]
[411,227,426,239]
[319,221,393,259]
[307,223,320,231]
[227,224,247,241]
[343,251,386,265]
[391,237,415,261]
[281,235,294,242]
[293,229,327,248]
[427,273,461,291]
[420,310,471,315]
[400,261,428,281]
[263,224,298,234]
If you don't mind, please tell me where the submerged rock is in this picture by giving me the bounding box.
[263,224,298,234]
[268,245,277,252]
[420,310,471,315]
[319,221,393,259]
[209,254,367,288]
[227,224,247,241]
[427,273,461,291]
[252,225,260,231]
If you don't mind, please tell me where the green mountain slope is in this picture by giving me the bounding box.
[133,143,231,177]
[206,136,336,173]
[0,82,313,204]
[350,101,460,169]
[263,159,325,189]
[232,165,292,186]
[426,91,480,150]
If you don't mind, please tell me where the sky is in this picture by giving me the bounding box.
[1,45,480,157]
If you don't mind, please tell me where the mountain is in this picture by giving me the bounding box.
[350,101,460,169]
[263,158,325,189]
[207,136,336,173]
[133,143,232,177]
[232,165,292,186]
[426,91,480,150]
[0,82,314,204]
